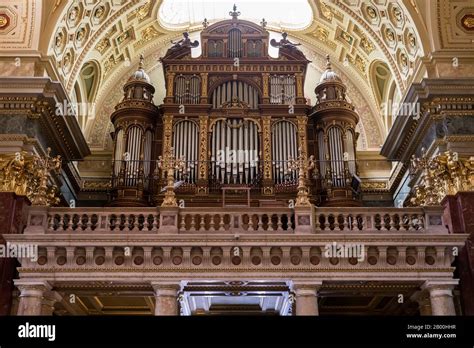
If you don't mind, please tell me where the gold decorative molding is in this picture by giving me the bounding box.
[361,181,388,190]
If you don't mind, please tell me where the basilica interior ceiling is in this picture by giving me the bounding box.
[1,0,473,154]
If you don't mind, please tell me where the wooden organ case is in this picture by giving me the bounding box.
[159,9,311,206]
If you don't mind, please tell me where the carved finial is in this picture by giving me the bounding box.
[326,54,331,70]
[139,54,145,69]
[260,18,267,28]
[229,4,240,19]
[202,18,209,28]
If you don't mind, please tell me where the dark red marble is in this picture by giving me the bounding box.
[0,193,29,315]
[443,192,474,315]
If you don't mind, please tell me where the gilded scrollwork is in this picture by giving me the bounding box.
[262,116,272,181]
[410,149,474,206]
[0,148,62,206]
[198,116,208,180]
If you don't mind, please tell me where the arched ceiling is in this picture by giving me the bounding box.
[2,0,474,153]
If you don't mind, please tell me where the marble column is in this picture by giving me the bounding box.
[293,281,322,316]
[151,282,181,316]
[15,280,52,316]
[422,280,458,316]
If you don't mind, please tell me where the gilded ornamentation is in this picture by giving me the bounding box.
[311,27,337,50]
[296,116,308,159]
[408,33,416,48]
[0,149,62,206]
[55,32,65,49]
[200,73,208,98]
[166,73,175,97]
[400,53,408,69]
[340,31,353,45]
[93,5,106,20]
[287,147,315,207]
[385,28,395,42]
[361,181,388,190]
[76,28,86,43]
[63,52,72,72]
[262,73,269,97]
[157,146,187,207]
[392,7,403,23]
[162,115,174,165]
[262,117,272,181]
[359,35,375,54]
[67,5,79,25]
[96,37,110,54]
[130,1,151,21]
[103,55,117,75]
[410,149,474,206]
[134,26,162,49]
[198,116,208,180]
[296,74,303,98]
[319,2,342,21]
[461,14,474,30]
[366,6,378,19]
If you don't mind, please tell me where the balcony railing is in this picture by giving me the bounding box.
[30,205,447,235]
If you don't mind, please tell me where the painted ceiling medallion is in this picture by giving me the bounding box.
[461,14,474,30]
[0,13,9,29]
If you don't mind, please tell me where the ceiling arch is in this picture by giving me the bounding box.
[33,0,454,153]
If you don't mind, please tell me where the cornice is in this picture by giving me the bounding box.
[0,77,91,160]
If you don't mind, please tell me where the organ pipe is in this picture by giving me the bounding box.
[210,119,259,185]
[172,120,199,183]
[114,129,124,176]
[228,29,242,58]
[327,127,344,188]
[174,75,201,104]
[272,121,298,184]
[270,75,295,104]
[345,130,356,175]
[211,81,259,108]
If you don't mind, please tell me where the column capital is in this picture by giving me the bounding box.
[291,280,323,293]
[422,279,458,292]
[151,281,181,295]
[14,280,52,295]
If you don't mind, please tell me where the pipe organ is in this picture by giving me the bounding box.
[158,9,312,203]
[309,55,361,206]
[108,6,362,207]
